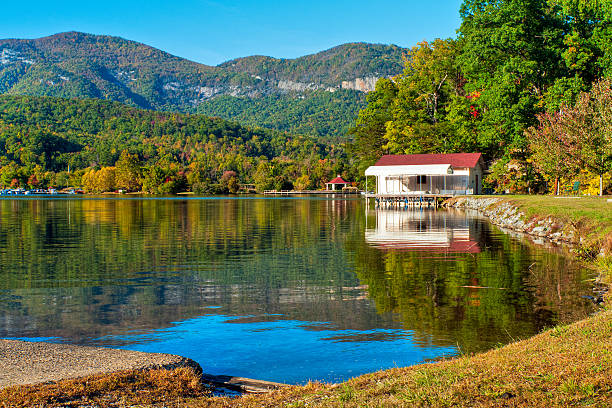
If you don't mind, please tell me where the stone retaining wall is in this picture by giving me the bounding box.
[445,197,578,244]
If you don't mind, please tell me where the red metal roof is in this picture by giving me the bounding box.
[374,153,483,168]
[327,176,349,184]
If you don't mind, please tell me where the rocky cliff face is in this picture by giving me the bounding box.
[341,77,379,93]
[276,76,382,93]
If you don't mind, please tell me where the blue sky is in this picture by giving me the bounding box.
[2,1,463,65]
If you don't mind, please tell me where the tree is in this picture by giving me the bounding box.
[81,167,116,193]
[294,174,312,191]
[543,0,612,110]
[115,150,142,192]
[457,0,566,158]
[526,78,612,195]
[253,161,274,192]
[574,79,612,195]
[27,174,39,189]
[220,170,239,194]
[526,109,580,194]
[348,78,398,171]
[0,162,20,188]
[95,167,116,193]
[141,166,166,194]
[384,39,464,154]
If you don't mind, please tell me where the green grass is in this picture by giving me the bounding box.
[502,195,612,243]
[488,195,612,281]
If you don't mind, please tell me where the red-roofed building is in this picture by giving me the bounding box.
[326,175,350,191]
[364,153,485,196]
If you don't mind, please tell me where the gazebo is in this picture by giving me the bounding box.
[326,175,350,191]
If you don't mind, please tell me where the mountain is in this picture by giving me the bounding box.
[219,42,406,92]
[0,32,406,138]
[0,32,242,110]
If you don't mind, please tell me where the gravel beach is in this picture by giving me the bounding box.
[0,339,201,388]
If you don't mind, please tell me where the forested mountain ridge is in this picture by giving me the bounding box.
[0,94,350,193]
[0,32,238,108]
[0,32,405,138]
[219,43,405,91]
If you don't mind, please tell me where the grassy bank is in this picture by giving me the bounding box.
[0,367,209,407]
[503,196,612,246]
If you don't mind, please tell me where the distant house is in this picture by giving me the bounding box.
[364,153,485,195]
[326,175,350,191]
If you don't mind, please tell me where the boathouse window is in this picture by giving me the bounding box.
[417,175,427,184]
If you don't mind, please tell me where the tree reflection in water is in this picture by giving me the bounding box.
[352,207,596,353]
[0,198,597,380]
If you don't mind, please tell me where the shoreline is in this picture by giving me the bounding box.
[0,339,286,394]
[445,195,611,285]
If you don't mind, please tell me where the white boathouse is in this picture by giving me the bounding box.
[364,153,485,196]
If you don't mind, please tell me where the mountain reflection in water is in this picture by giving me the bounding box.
[0,198,597,384]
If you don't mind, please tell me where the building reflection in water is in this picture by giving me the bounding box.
[365,209,481,254]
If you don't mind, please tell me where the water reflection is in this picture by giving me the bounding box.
[365,209,481,253]
[353,208,596,353]
[0,198,598,384]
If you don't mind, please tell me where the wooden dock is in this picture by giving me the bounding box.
[365,193,454,209]
[263,190,360,196]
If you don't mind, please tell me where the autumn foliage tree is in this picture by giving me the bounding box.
[526,110,581,194]
[115,150,142,192]
[527,78,612,195]
[576,79,612,195]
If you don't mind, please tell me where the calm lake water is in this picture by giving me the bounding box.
[0,197,597,384]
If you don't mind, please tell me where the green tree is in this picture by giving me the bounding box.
[115,150,142,192]
[141,166,166,194]
[0,162,20,188]
[457,0,566,158]
[253,161,274,192]
[294,174,312,191]
[384,39,464,154]
[348,78,398,173]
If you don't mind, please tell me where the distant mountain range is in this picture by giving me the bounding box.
[0,32,406,139]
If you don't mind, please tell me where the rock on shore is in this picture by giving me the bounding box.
[0,339,201,388]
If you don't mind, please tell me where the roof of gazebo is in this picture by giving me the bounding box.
[327,176,349,184]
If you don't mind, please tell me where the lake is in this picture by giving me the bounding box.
[0,197,597,384]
